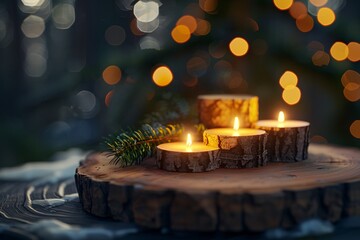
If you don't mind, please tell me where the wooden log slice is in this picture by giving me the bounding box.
[203,128,267,168]
[255,122,310,162]
[156,143,220,172]
[198,94,258,128]
[75,144,360,232]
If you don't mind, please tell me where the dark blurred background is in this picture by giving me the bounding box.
[0,0,359,167]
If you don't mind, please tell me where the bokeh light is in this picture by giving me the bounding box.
[171,25,191,44]
[24,52,47,77]
[105,90,114,107]
[343,84,360,102]
[229,37,249,57]
[130,18,144,36]
[347,42,360,62]
[21,0,44,7]
[139,36,161,50]
[289,1,307,19]
[186,57,208,77]
[350,120,360,139]
[105,25,126,46]
[296,14,314,32]
[152,66,173,87]
[273,0,293,10]
[21,15,45,38]
[247,18,259,32]
[136,17,159,33]
[199,0,217,13]
[52,3,75,29]
[75,90,97,113]
[342,70,360,102]
[312,50,330,66]
[209,43,226,59]
[183,77,198,88]
[279,71,298,89]
[330,42,349,61]
[317,7,336,26]
[102,65,122,85]
[309,0,328,7]
[133,0,159,23]
[341,70,360,87]
[194,19,211,36]
[177,15,197,33]
[0,20,6,43]
[282,86,301,105]
[226,71,244,90]
[308,40,324,52]
[311,135,328,143]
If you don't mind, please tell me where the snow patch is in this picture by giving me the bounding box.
[266,219,334,239]
[32,193,79,208]
[23,220,138,240]
[0,149,87,185]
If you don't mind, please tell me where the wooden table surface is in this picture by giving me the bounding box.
[1,146,360,240]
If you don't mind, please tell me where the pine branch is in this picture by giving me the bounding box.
[104,124,184,167]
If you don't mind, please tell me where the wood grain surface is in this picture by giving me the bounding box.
[75,144,360,232]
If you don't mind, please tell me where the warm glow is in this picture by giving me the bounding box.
[177,15,197,33]
[273,0,293,10]
[233,117,240,131]
[309,0,328,7]
[289,1,307,19]
[152,66,173,87]
[330,42,349,61]
[279,71,298,89]
[171,25,191,44]
[186,133,192,148]
[278,111,285,123]
[296,14,314,32]
[229,37,249,57]
[348,42,360,62]
[317,7,336,26]
[102,65,121,85]
[350,120,360,139]
[282,86,301,105]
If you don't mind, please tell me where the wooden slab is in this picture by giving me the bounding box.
[75,144,360,232]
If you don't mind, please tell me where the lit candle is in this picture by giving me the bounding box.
[203,117,267,168]
[255,111,310,162]
[156,133,220,172]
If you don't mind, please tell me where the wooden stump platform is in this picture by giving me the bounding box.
[75,144,360,232]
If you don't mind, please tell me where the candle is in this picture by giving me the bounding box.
[255,111,310,162]
[198,94,259,128]
[156,133,220,172]
[203,117,267,168]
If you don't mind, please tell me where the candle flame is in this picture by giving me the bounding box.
[186,133,192,148]
[233,117,240,131]
[278,111,285,123]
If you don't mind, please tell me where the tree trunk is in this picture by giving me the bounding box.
[75,144,360,232]
[198,94,258,128]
